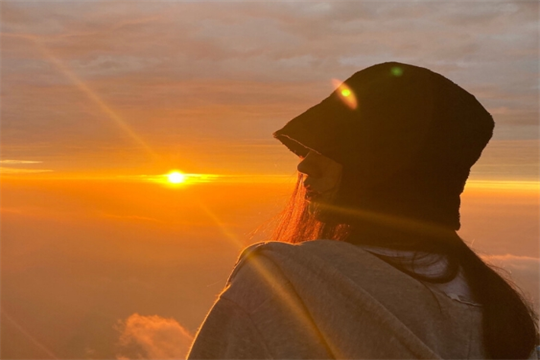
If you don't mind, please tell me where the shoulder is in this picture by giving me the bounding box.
[218,242,294,314]
[228,239,386,281]
[219,240,384,323]
[228,240,440,305]
[233,239,374,263]
[222,240,386,302]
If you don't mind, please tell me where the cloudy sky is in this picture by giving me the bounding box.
[1,1,538,359]
[1,0,538,179]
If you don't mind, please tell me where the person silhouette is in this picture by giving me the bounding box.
[187,62,538,359]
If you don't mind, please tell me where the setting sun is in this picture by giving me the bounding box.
[167,171,186,184]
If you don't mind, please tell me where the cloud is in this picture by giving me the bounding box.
[0,159,43,164]
[469,139,539,181]
[1,2,537,174]
[116,313,193,360]
[482,254,539,307]
[0,160,52,174]
[484,254,539,275]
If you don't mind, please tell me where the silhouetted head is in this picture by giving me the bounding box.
[274,62,494,231]
[272,63,540,360]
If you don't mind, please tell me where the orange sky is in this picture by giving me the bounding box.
[1,177,538,359]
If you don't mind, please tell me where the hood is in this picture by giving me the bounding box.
[273,62,494,230]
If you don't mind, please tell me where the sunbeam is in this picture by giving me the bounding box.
[1,309,59,359]
[192,197,344,356]
[2,32,161,162]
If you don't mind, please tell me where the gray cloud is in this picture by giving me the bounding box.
[1,1,537,174]
[482,254,540,309]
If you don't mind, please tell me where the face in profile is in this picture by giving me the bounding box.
[297,150,343,220]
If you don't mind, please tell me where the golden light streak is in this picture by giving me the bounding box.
[1,309,59,359]
[332,78,357,110]
[2,33,160,161]
[234,249,344,357]
[141,173,296,186]
[0,172,297,184]
[197,195,324,351]
[193,198,337,354]
[184,182,346,357]
[196,202,244,247]
[147,173,219,186]
[318,201,460,239]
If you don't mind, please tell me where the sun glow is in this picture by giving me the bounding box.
[167,171,186,184]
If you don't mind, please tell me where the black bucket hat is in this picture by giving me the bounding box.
[273,62,494,230]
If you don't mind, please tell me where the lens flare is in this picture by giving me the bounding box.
[391,66,403,77]
[167,171,185,184]
[332,79,357,110]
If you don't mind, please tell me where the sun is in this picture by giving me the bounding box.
[167,171,186,184]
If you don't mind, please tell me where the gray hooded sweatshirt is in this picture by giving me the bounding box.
[187,240,493,359]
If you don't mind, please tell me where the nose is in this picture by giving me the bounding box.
[297,151,321,177]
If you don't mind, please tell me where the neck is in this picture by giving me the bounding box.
[344,215,456,252]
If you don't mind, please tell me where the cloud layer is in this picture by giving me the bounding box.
[1,1,538,176]
[483,254,539,308]
[116,313,193,360]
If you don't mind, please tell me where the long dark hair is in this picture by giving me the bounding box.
[270,173,539,359]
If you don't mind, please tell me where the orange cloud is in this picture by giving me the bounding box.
[116,313,193,360]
